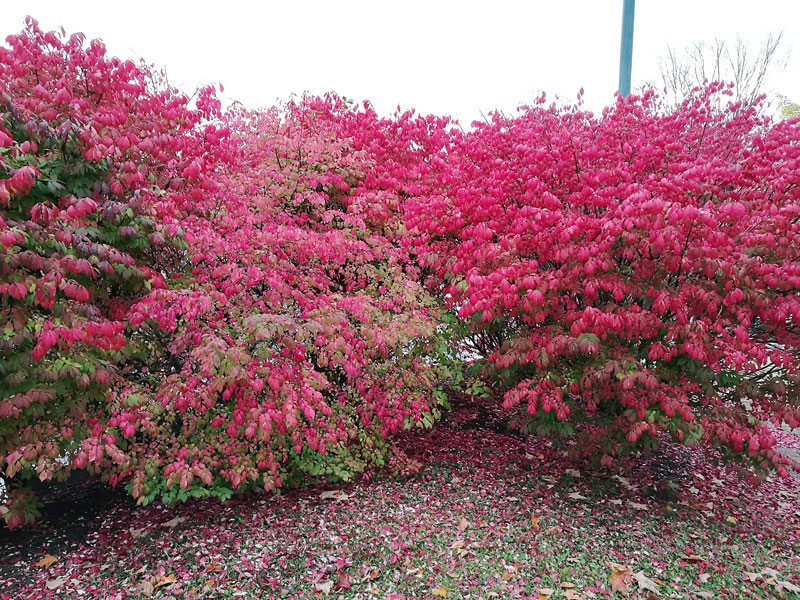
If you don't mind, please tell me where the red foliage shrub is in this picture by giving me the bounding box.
[1,21,454,524]
[5,18,800,529]
[0,19,223,526]
[406,87,800,476]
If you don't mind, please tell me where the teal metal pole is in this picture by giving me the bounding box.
[619,0,635,96]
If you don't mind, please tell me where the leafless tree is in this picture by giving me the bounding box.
[654,32,790,110]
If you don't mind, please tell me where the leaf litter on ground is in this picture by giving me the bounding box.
[1,397,799,599]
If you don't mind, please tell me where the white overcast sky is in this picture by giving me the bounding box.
[4,1,800,124]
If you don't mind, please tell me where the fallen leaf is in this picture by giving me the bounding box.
[629,502,648,510]
[455,517,469,531]
[609,498,623,505]
[698,573,711,584]
[530,514,541,529]
[140,579,155,596]
[725,516,737,524]
[565,590,584,600]
[314,581,333,595]
[609,563,634,596]
[613,474,634,489]
[679,554,706,562]
[743,572,762,582]
[560,581,576,589]
[162,516,186,528]
[130,527,148,539]
[537,588,554,599]
[45,577,67,590]
[35,554,58,569]
[204,562,223,573]
[566,468,581,478]
[567,492,587,500]
[633,571,660,593]
[336,571,351,589]
[362,568,380,582]
[777,580,800,593]
[320,490,349,501]
[155,574,177,589]
[432,587,449,597]
[761,567,780,578]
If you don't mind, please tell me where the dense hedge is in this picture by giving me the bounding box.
[3,21,800,528]
[406,86,800,475]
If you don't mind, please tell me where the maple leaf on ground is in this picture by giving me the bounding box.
[336,571,351,589]
[567,492,587,500]
[679,554,706,563]
[432,586,449,597]
[162,516,187,528]
[314,581,333,595]
[35,554,59,569]
[320,490,350,501]
[564,590,584,600]
[455,516,469,531]
[204,562,223,573]
[139,579,155,596]
[777,580,800,593]
[634,571,660,594]
[45,577,67,590]
[608,563,634,596]
[537,588,554,599]
[155,574,177,589]
[530,514,541,529]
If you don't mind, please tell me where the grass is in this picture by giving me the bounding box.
[1,400,798,599]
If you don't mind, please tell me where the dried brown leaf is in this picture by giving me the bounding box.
[336,571,351,589]
[35,554,58,569]
[633,571,660,593]
[45,577,67,590]
[609,562,634,596]
[140,579,155,596]
[314,581,333,595]
[154,574,177,589]
[162,516,186,528]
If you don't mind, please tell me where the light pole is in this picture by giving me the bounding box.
[618,0,636,96]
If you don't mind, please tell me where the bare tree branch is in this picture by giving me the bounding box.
[651,32,790,111]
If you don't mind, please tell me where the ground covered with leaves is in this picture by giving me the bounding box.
[1,398,798,600]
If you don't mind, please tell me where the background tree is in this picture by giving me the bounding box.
[655,32,789,109]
